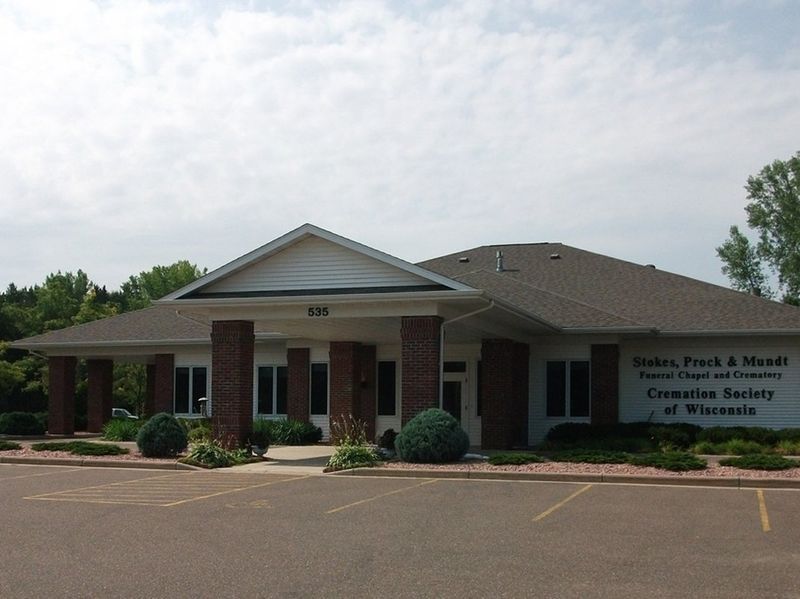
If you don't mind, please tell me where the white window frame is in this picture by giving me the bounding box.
[546,359,591,419]
[254,364,288,420]
[174,365,208,417]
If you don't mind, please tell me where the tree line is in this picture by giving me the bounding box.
[0,262,205,421]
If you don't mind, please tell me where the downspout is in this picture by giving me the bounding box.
[439,299,495,408]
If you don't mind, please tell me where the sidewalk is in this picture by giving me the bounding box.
[229,445,335,474]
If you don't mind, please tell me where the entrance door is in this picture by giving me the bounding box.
[442,372,468,429]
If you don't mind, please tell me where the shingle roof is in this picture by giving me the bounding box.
[419,243,800,332]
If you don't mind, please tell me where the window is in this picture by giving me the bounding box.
[174,366,207,416]
[546,360,590,418]
[377,361,396,416]
[310,363,328,415]
[257,366,288,416]
[443,361,467,373]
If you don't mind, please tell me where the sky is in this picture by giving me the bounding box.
[1,0,798,292]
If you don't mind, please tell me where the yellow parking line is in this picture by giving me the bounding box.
[533,484,593,522]
[0,468,82,482]
[163,474,309,507]
[24,472,180,499]
[31,497,170,506]
[756,489,771,533]
[326,479,438,514]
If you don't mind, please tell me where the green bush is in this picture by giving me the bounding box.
[187,423,212,443]
[177,417,211,434]
[777,428,800,443]
[263,419,323,445]
[0,440,21,451]
[182,440,250,468]
[395,408,469,463]
[326,444,381,471]
[136,413,188,457]
[0,412,46,435]
[722,439,767,455]
[330,415,368,446]
[775,440,800,456]
[378,428,398,450]
[648,423,702,450]
[30,441,128,456]
[249,419,272,448]
[629,451,707,472]
[102,418,142,441]
[719,454,799,470]
[544,422,701,452]
[697,426,780,445]
[552,449,630,464]
[488,452,545,465]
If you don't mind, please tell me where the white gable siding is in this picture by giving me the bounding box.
[203,236,434,294]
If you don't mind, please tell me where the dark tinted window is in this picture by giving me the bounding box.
[191,367,207,415]
[175,367,190,414]
[276,366,288,414]
[443,361,466,373]
[377,361,396,416]
[570,361,590,417]
[546,361,566,417]
[310,363,328,415]
[258,367,274,414]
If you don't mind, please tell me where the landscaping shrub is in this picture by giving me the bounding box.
[264,419,323,445]
[0,412,46,436]
[544,422,700,452]
[182,440,250,468]
[330,415,368,446]
[395,408,469,463]
[648,423,702,450]
[177,417,211,434]
[0,440,21,451]
[552,449,630,464]
[136,413,187,457]
[187,423,212,443]
[697,426,780,445]
[326,444,381,471]
[34,412,48,432]
[628,451,707,472]
[378,428,398,450]
[775,440,800,456]
[719,454,799,470]
[488,453,545,465]
[30,441,128,456]
[777,428,800,443]
[249,418,272,449]
[102,418,142,441]
[722,439,767,455]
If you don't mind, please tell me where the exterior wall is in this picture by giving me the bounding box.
[619,336,800,429]
[481,339,516,449]
[203,236,432,294]
[359,345,377,442]
[153,353,175,415]
[591,344,619,426]
[48,356,76,435]
[286,348,310,423]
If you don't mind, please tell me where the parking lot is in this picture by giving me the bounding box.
[1,464,798,598]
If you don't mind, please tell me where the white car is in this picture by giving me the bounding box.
[111,408,139,420]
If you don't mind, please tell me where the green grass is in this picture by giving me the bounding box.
[719,454,799,470]
[0,440,21,451]
[30,441,128,456]
[488,453,545,465]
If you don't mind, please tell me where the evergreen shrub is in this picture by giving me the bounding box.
[719,454,799,470]
[488,453,545,465]
[0,440,21,451]
[136,413,187,457]
[395,408,469,463]
[0,412,46,435]
[628,451,707,472]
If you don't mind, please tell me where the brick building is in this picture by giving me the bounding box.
[13,224,800,448]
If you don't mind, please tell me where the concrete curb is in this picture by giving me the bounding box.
[330,467,800,489]
[0,455,200,471]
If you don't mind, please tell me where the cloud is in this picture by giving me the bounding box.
[0,0,798,290]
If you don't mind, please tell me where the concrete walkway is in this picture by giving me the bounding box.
[229,444,335,475]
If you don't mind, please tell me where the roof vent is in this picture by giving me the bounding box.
[549,253,561,260]
[459,257,470,263]
[646,264,656,269]
[496,251,504,272]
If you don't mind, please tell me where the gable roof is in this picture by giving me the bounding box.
[420,243,800,333]
[161,223,472,300]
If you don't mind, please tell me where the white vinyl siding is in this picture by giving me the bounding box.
[203,236,433,294]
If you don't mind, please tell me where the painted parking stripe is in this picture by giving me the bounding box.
[756,489,771,533]
[0,467,82,482]
[25,472,307,507]
[326,479,438,514]
[533,484,593,522]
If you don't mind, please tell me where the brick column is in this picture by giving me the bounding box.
[481,339,515,449]
[329,342,361,430]
[359,345,377,442]
[145,363,156,417]
[153,354,174,415]
[287,348,310,422]
[512,343,530,447]
[211,320,255,448]
[48,356,77,435]
[591,344,619,425]
[87,359,114,433]
[401,316,442,425]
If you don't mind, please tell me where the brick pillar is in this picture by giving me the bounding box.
[87,359,114,433]
[145,363,156,417]
[481,339,515,449]
[329,342,361,432]
[359,345,377,442]
[591,344,619,425]
[153,354,174,415]
[401,315,442,425]
[511,343,530,447]
[287,348,310,422]
[48,356,77,435]
[211,320,255,448]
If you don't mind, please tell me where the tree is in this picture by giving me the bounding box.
[117,261,207,311]
[717,152,800,303]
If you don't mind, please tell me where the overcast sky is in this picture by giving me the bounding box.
[1,0,798,292]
